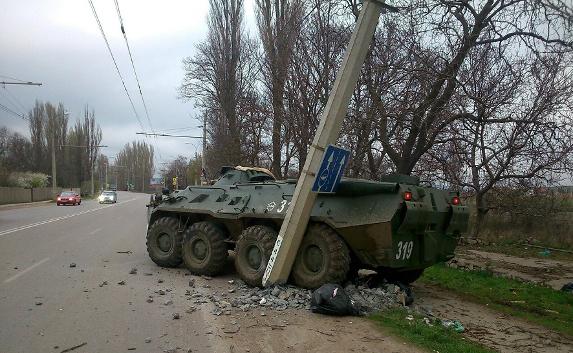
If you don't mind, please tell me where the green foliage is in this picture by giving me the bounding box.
[371,308,494,353]
[421,264,573,336]
[8,172,49,188]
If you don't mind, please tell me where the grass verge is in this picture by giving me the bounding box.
[371,308,495,353]
[420,264,573,336]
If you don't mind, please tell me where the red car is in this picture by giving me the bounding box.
[57,191,81,206]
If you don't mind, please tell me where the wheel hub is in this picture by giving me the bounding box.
[303,245,324,273]
[157,233,172,252]
[246,245,262,270]
[191,238,208,260]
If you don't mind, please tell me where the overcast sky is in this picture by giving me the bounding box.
[0,0,257,172]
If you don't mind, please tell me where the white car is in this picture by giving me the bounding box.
[98,191,117,204]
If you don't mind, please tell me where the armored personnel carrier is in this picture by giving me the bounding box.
[146,166,469,288]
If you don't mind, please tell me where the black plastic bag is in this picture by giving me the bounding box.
[561,282,573,293]
[310,284,360,316]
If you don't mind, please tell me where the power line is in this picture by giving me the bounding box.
[113,0,163,170]
[113,0,154,134]
[2,87,27,113]
[0,90,25,117]
[0,102,27,121]
[0,75,27,82]
[135,132,202,139]
[87,0,145,131]
[155,126,201,133]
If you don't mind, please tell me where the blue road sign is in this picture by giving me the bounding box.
[312,144,350,193]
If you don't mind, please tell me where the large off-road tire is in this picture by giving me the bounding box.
[182,221,228,276]
[234,225,278,287]
[146,217,183,267]
[379,268,424,284]
[291,223,350,289]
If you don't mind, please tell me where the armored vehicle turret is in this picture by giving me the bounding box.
[146,166,469,288]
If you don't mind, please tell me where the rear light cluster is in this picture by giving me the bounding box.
[452,196,461,205]
[403,191,413,201]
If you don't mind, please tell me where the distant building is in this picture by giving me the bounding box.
[149,177,163,192]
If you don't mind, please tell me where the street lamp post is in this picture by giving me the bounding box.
[51,110,70,198]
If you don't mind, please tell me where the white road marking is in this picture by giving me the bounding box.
[0,198,139,238]
[88,227,103,235]
[3,257,50,284]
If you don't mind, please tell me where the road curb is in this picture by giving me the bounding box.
[0,200,53,211]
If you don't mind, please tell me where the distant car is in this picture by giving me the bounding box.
[98,191,117,204]
[57,191,81,206]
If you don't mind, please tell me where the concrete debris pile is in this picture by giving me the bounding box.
[205,282,313,314]
[344,283,403,314]
[184,278,407,316]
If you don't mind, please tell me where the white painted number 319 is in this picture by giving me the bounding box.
[395,241,414,260]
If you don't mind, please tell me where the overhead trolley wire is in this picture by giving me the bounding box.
[2,86,27,113]
[0,102,27,121]
[113,0,154,134]
[87,0,145,131]
[112,0,167,169]
[0,75,27,83]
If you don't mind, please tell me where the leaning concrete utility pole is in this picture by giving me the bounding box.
[263,0,384,286]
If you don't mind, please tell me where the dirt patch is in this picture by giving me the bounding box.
[413,284,573,353]
[452,249,573,290]
[205,308,424,353]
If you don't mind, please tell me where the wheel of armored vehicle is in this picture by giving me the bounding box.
[292,223,350,289]
[234,225,278,287]
[182,221,228,276]
[146,217,183,267]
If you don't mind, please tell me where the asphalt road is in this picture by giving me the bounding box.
[0,192,213,353]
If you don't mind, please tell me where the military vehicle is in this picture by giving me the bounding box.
[146,166,469,289]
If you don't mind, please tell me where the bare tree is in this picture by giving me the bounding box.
[433,46,573,237]
[180,0,255,174]
[255,0,304,178]
[374,0,573,175]
[285,0,346,173]
[28,101,46,171]
[115,141,154,192]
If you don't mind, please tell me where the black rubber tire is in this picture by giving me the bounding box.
[292,223,350,289]
[234,225,278,287]
[379,268,424,284]
[182,222,228,276]
[146,217,183,267]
